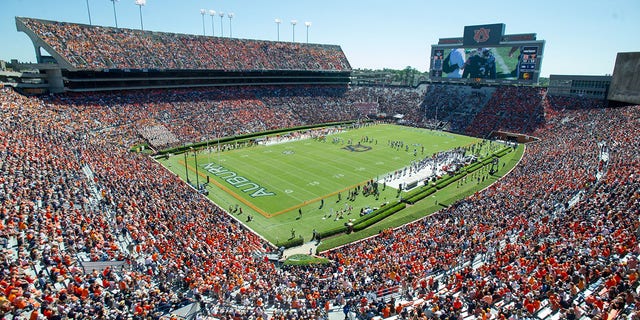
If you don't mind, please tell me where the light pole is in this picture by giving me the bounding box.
[228,13,234,38]
[200,9,206,35]
[110,0,119,28]
[209,10,216,36]
[184,149,190,184]
[86,0,92,25]
[275,18,281,41]
[135,0,146,30]
[291,19,297,42]
[304,21,311,44]
[218,12,224,37]
[192,148,200,189]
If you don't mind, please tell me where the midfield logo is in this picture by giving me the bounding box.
[342,144,372,152]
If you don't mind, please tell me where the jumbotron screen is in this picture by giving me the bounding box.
[430,42,544,84]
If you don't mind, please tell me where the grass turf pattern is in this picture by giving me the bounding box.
[160,124,514,246]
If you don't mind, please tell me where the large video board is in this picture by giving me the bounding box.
[430,42,544,84]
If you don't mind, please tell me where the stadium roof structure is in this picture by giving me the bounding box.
[14,17,352,93]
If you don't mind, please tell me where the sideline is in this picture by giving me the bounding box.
[318,144,527,254]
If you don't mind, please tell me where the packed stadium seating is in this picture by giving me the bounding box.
[37,86,362,150]
[1,17,637,319]
[325,99,639,319]
[411,85,495,132]
[1,82,638,320]
[5,13,639,319]
[464,86,546,137]
[19,17,351,72]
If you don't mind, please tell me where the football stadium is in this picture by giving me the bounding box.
[0,4,639,320]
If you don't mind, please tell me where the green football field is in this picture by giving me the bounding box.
[159,124,486,244]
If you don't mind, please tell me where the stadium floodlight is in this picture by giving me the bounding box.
[86,0,92,25]
[200,9,206,35]
[110,0,120,28]
[219,11,224,37]
[275,18,281,41]
[192,147,200,189]
[304,21,311,44]
[209,10,216,36]
[228,13,234,38]
[135,0,146,30]
[184,147,190,184]
[291,19,297,42]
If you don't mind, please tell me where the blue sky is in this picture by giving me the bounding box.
[1,0,639,76]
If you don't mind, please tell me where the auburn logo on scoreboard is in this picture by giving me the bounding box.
[463,23,504,46]
[473,28,490,43]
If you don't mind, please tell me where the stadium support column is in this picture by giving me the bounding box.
[46,68,64,94]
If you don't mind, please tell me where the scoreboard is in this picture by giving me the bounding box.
[429,24,545,85]
[517,46,540,81]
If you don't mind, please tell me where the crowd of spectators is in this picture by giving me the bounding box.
[344,86,425,118]
[464,86,546,137]
[137,123,180,150]
[45,85,452,150]
[20,17,351,72]
[322,96,639,319]
[408,85,495,132]
[0,87,277,319]
[546,94,608,110]
[388,85,549,139]
[44,85,364,150]
[1,84,639,320]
